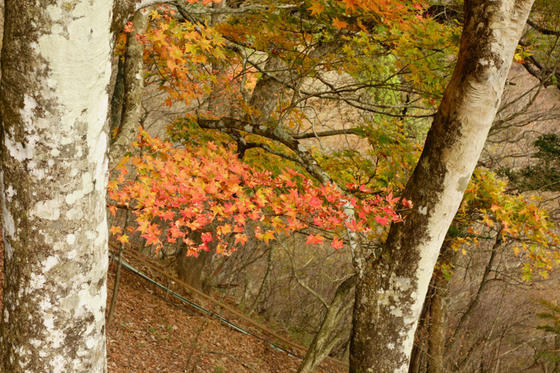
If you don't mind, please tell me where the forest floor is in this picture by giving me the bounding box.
[0,239,346,373]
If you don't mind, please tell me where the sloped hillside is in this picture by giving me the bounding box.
[0,235,345,372]
[105,265,310,373]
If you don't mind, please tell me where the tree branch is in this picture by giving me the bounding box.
[527,19,560,36]
[244,142,302,164]
[294,128,361,139]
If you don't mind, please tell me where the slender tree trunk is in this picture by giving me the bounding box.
[107,212,130,326]
[409,240,456,373]
[298,275,355,373]
[0,1,115,371]
[109,9,148,170]
[107,244,125,327]
[349,1,534,371]
[249,247,273,315]
[447,226,503,369]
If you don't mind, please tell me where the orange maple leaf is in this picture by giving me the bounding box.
[332,18,348,30]
[331,237,344,250]
[234,233,249,246]
[308,0,325,16]
[306,233,324,245]
[110,225,122,235]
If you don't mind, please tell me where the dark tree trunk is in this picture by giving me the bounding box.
[176,230,214,292]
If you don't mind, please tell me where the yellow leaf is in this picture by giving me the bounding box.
[150,9,161,20]
[118,234,129,244]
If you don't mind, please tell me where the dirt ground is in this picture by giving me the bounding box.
[0,238,345,373]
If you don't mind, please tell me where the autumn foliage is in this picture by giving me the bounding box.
[108,130,410,256]
[451,169,560,279]
[108,1,558,271]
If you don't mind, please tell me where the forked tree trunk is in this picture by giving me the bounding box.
[349,1,534,371]
[0,1,114,371]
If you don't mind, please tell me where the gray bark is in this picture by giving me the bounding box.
[349,1,535,371]
[297,275,355,373]
[409,240,456,373]
[0,1,114,371]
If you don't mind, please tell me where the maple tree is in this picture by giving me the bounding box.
[108,0,452,243]
[105,0,560,371]
[451,169,559,279]
[108,0,445,254]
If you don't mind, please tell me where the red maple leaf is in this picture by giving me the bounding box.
[401,198,413,208]
[160,209,175,221]
[201,232,213,243]
[331,237,344,250]
[375,215,390,226]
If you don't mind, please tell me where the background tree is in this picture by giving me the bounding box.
[410,169,559,372]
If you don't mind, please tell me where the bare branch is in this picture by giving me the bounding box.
[527,19,560,36]
[294,129,361,139]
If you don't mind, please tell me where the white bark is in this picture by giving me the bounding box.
[349,1,535,372]
[0,1,114,371]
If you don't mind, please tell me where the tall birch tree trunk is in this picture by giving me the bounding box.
[0,1,115,371]
[349,1,535,371]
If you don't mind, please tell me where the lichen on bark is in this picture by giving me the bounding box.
[349,1,535,372]
[0,1,115,372]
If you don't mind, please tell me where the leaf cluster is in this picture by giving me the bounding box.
[108,130,409,256]
[452,169,559,280]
